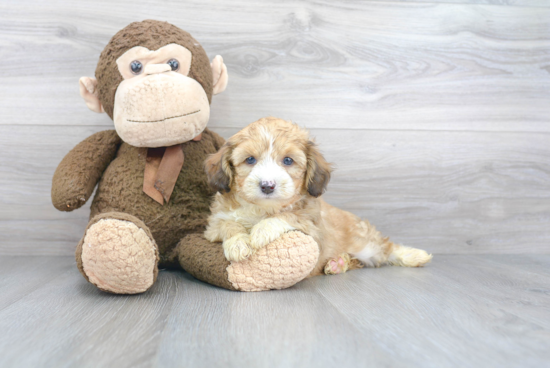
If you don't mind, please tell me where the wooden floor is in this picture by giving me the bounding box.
[2,0,550,256]
[0,254,548,368]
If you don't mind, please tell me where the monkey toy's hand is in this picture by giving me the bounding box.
[52,130,121,212]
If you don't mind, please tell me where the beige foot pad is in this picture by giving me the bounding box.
[226,231,319,292]
[81,218,157,294]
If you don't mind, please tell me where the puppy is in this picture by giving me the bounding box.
[204,117,432,276]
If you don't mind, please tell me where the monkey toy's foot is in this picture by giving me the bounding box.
[76,212,159,294]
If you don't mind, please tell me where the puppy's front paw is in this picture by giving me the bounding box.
[250,218,295,250]
[223,234,253,262]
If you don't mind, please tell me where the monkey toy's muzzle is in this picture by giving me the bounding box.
[113,65,210,148]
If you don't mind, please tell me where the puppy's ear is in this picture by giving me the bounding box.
[306,141,332,197]
[205,143,233,193]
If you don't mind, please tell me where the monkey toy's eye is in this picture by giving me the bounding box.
[130,60,143,75]
[167,59,179,71]
[283,157,294,166]
[246,156,257,165]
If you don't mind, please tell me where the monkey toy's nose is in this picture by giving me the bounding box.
[144,64,172,75]
[260,181,276,195]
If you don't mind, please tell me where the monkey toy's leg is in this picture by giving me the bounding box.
[75,212,159,294]
[176,231,319,291]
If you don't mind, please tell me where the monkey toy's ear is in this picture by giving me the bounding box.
[211,55,229,95]
[79,77,105,113]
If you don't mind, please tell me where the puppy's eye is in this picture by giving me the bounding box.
[130,60,143,75]
[283,157,294,166]
[246,156,257,165]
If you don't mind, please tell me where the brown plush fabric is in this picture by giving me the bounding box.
[176,233,236,291]
[76,211,160,293]
[52,130,121,211]
[88,128,225,262]
[96,20,214,119]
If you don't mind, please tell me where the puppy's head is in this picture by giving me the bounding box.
[205,117,332,206]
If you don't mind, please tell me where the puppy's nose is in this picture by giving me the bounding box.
[260,181,276,195]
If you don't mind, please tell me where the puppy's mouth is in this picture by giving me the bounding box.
[255,189,296,203]
[259,192,279,199]
[241,189,282,203]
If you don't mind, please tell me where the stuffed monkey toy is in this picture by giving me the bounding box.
[51,20,319,293]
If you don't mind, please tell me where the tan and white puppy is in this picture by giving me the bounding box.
[204,117,432,276]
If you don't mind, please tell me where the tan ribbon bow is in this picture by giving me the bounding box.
[143,133,202,205]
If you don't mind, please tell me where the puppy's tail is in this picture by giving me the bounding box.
[350,221,432,268]
[388,243,433,267]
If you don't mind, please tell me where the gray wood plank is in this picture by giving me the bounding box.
[0,263,179,368]
[0,0,548,132]
[2,125,549,255]
[0,219,90,256]
[155,272,379,368]
[392,0,550,8]
[483,254,550,276]
[0,262,378,368]
[0,256,74,311]
[0,255,548,367]
[312,254,550,368]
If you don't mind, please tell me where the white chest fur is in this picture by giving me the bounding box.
[217,202,274,230]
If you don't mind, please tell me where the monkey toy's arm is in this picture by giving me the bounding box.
[52,130,121,211]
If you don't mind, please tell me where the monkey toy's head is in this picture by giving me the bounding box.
[79,20,228,148]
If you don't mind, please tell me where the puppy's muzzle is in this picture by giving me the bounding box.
[260,181,276,195]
